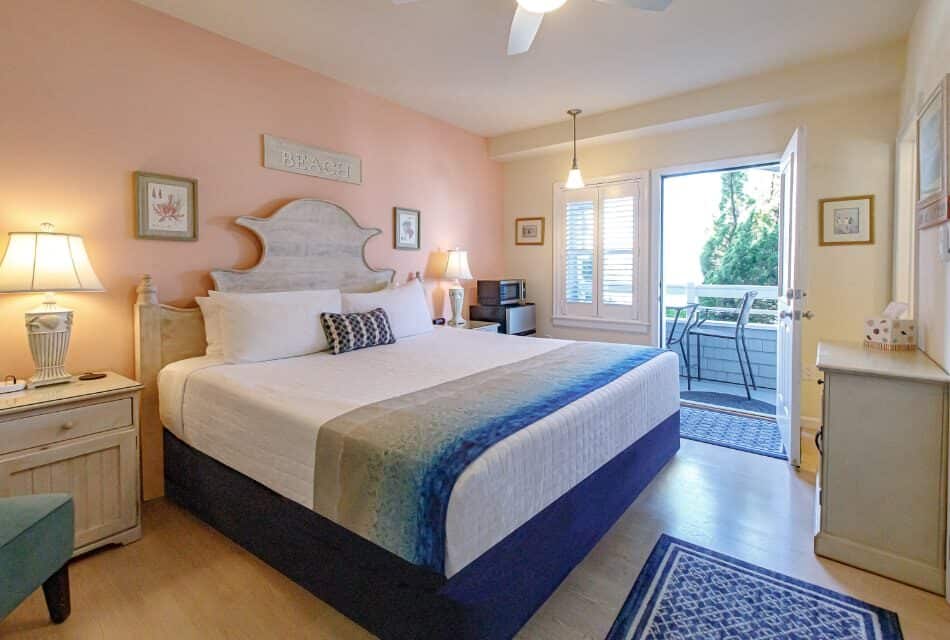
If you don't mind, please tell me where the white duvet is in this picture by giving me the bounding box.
[159,327,680,576]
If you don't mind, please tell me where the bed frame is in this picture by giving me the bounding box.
[134,198,680,640]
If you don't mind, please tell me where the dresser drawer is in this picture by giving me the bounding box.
[0,398,133,455]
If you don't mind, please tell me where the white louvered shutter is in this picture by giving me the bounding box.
[599,181,638,319]
[561,188,596,316]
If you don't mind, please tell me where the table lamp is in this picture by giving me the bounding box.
[443,248,473,327]
[0,223,104,387]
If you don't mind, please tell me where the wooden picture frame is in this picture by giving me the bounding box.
[916,76,950,229]
[819,195,874,246]
[515,217,545,245]
[393,207,421,250]
[135,172,198,241]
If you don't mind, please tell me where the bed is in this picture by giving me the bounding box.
[134,199,681,640]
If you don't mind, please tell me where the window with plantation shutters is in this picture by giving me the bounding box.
[553,174,647,333]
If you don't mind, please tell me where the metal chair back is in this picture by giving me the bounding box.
[736,291,758,329]
[667,303,700,347]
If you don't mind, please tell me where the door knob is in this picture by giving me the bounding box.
[779,310,794,319]
[802,310,815,320]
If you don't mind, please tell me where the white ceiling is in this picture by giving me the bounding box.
[134,0,919,137]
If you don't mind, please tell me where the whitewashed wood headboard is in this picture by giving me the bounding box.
[134,199,395,499]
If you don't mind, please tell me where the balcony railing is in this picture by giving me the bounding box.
[664,283,779,326]
[664,283,779,390]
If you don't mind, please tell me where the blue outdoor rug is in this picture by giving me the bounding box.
[681,390,776,415]
[606,535,903,640]
[680,406,786,460]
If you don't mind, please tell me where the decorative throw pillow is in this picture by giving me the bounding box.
[321,308,396,355]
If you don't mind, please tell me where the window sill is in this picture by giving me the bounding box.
[552,316,650,334]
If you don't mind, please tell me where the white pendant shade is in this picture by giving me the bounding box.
[443,248,473,280]
[566,167,585,189]
[0,226,105,293]
[516,0,568,12]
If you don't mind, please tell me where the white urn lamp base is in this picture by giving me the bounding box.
[25,298,74,387]
[448,283,466,327]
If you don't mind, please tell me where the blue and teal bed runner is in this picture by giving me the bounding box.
[313,342,667,574]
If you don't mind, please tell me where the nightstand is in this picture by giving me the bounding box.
[452,320,500,333]
[0,373,143,556]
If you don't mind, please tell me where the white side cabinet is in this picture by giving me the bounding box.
[0,373,143,556]
[815,342,948,595]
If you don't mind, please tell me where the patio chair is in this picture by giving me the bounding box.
[688,291,758,400]
[666,303,701,390]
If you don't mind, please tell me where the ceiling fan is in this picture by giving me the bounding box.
[393,0,673,56]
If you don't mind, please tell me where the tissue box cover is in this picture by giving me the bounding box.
[864,318,916,350]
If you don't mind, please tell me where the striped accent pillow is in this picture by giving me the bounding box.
[320,308,396,355]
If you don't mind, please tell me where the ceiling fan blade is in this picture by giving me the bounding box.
[508,7,544,56]
[593,0,673,10]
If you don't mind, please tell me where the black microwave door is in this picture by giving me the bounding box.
[499,282,520,303]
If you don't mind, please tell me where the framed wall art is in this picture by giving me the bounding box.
[819,195,874,246]
[916,76,949,229]
[515,217,545,245]
[394,207,420,250]
[135,172,198,241]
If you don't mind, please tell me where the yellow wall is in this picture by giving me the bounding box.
[902,0,950,370]
[502,92,900,426]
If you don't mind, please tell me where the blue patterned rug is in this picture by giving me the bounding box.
[680,406,786,460]
[606,535,903,640]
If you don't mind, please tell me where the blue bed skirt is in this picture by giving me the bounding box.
[163,410,680,639]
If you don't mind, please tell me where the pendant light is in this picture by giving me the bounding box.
[565,108,585,189]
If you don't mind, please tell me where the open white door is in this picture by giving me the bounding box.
[776,128,809,467]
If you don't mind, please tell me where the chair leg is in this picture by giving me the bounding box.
[681,341,691,390]
[696,336,702,381]
[742,333,757,390]
[735,339,752,400]
[42,564,70,624]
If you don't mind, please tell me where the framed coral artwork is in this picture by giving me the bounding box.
[135,172,198,241]
[393,207,420,250]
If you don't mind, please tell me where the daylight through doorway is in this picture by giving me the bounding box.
[660,163,780,419]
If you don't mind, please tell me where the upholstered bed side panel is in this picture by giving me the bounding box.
[163,411,680,640]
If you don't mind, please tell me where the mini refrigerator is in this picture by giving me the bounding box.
[469,303,536,336]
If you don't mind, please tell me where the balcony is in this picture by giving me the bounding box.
[664,283,777,414]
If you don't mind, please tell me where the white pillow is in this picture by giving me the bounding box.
[195,296,223,357]
[210,289,342,363]
[342,280,432,340]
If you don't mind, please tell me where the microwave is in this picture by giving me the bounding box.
[477,279,526,306]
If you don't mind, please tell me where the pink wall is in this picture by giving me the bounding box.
[0,0,503,380]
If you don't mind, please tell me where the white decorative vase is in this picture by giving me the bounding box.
[25,303,73,387]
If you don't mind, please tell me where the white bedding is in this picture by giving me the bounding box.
[159,327,680,576]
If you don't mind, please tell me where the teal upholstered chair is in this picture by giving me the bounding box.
[0,494,74,624]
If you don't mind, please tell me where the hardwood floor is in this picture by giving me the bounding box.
[3,439,948,639]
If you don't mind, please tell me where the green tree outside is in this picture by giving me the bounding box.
[698,170,780,324]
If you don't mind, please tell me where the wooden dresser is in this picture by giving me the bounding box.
[0,373,143,556]
[815,341,948,595]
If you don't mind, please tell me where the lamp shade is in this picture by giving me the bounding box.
[443,248,473,280]
[0,225,104,293]
[565,167,585,189]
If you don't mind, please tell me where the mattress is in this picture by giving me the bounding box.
[159,327,680,576]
